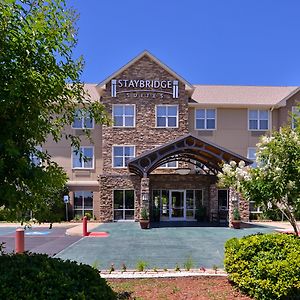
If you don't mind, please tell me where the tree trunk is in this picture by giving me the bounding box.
[276,203,299,236]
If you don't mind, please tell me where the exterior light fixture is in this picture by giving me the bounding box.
[142,193,149,201]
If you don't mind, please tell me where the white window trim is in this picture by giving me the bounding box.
[112,104,136,128]
[158,161,178,169]
[248,109,269,131]
[112,145,136,169]
[112,189,135,221]
[72,109,94,129]
[72,146,95,170]
[155,105,179,128]
[292,106,299,129]
[194,108,217,130]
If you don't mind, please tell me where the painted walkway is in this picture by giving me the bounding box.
[55,222,275,270]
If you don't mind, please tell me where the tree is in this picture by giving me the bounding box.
[218,126,300,235]
[0,0,108,222]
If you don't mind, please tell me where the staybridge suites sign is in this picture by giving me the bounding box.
[111,79,179,99]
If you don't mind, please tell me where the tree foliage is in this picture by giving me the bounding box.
[0,0,108,222]
[218,126,300,235]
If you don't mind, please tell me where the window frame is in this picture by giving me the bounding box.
[247,147,257,168]
[155,105,179,128]
[73,191,94,217]
[292,106,300,129]
[72,109,94,129]
[112,104,136,128]
[218,189,229,210]
[112,145,136,168]
[248,109,269,131]
[158,161,178,169]
[113,189,135,221]
[194,108,217,130]
[72,146,95,169]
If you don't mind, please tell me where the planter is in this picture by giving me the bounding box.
[140,219,150,229]
[231,220,241,229]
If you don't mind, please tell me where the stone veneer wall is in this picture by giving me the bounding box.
[149,174,216,218]
[98,55,191,220]
[100,55,190,175]
[228,188,249,226]
[99,175,141,222]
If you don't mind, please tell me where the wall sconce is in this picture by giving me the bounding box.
[142,193,149,201]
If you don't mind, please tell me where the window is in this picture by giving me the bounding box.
[195,109,216,130]
[218,189,229,210]
[156,105,178,128]
[72,109,93,129]
[247,147,257,168]
[292,106,300,129]
[30,146,42,166]
[113,104,135,127]
[72,147,94,169]
[113,146,135,168]
[159,161,178,168]
[74,191,93,217]
[248,109,269,130]
[249,201,262,214]
[113,190,135,220]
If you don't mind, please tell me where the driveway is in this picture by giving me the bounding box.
[0,226,81,256]
[55,222,275,270]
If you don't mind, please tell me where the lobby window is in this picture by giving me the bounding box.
[248,109,269,130]
[113,146,135,168]
[195,109,216,130]
[247,147,257,168]
[74,191,93,217]
[113,104,135,127]
[156,105,178,128]
[72,147,94,169]
[218,189,229,210]
[292,106,300,129]
[113,190,134,220]
[72,109,93,129]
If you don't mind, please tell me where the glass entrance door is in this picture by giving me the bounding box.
[170,190,185,220]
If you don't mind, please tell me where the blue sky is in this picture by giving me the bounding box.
[68,0,300,86]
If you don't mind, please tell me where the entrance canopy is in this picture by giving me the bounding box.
[128,134,252,177]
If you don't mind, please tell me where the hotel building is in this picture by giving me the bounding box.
[44,51,299,225]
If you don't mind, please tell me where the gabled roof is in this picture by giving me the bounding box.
[96,50,194,92]
[128,133,251,177]
[190,85,299,108]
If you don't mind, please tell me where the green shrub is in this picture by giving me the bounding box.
[0,253,116,300]
[136,260,148,272]
[225,233,300,300]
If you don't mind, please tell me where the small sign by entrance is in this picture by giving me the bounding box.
[63,195,69,204]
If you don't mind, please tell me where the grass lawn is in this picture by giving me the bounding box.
[108,277,252,300]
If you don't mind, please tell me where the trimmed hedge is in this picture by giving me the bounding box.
[0,253,116,300]
[225,233,300,300]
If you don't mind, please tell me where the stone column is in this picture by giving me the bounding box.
[209,184,218,222]
[239,195,250,222]
[229,188,250,227]
[140,177,150,217]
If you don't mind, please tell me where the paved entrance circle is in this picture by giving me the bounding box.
[55,222,275,270]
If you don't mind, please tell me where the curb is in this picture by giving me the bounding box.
[100,270,227,279]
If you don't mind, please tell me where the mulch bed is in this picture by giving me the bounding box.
[108,276,252,300]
